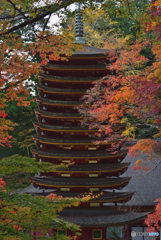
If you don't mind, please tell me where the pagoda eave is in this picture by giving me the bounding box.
[29,176,131,189]
[44,63,107,71]
[58,209,149,227]
[39,73,99,82]
[31,149,128,160]
[37,84,87,94]
[36,97,81,106]
[32,135,120,145]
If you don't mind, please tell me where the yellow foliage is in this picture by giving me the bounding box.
[121,122,137,139]
[135,159,143,166]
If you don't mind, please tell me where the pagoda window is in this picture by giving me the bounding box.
[44,94,47,97]
[42,119,45,123]
[60,188,70,191]
[63,147,71,150]
[43,106,47,110]
[57,230,67,237]
[41,131,44,135]
[92,229,102,239]
[89,160,97,163]
[45,82,48,86]
[62,160,71,163]
[89,188,99,191]
[89,174,98,177]
[90,203,100,207]
[88,134,95,137]
[46,71,49,74]
[88,147,97,150]
[61,174,70,177]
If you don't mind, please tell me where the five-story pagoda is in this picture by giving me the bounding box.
[29,4,148,240]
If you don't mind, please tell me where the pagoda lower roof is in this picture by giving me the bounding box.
[31,148,128,159]
[37,84,86,94]
[44,63,107,71]
[35,97,81,106]
[58,208,149,227]
[39,73,99,82]
[30,191,134,203]
[32,135,120,145]
[35,109,81,119]
[30,176,131,188]
[51,163,130,173]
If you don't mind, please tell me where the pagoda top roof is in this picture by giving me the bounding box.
[31,148,128,159]
[72,45,109,56]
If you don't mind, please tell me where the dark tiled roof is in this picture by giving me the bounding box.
[32,134,117,144]
[59,208,149,226]
[115,152,161,206]
[53,162,130,172]
[45,63,106,70]
[30,176,131,187]
[73,45,109,56]
[29,191,134,203]
[34,109,81,118]
[36,84,86,93]
[31,148,128,159]
[33,121,93,131]
[35,97,81,106]
[39,73,99,82]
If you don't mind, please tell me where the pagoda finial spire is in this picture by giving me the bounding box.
[74,2,85,44]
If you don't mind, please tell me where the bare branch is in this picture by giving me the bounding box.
[0,0,83,36]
